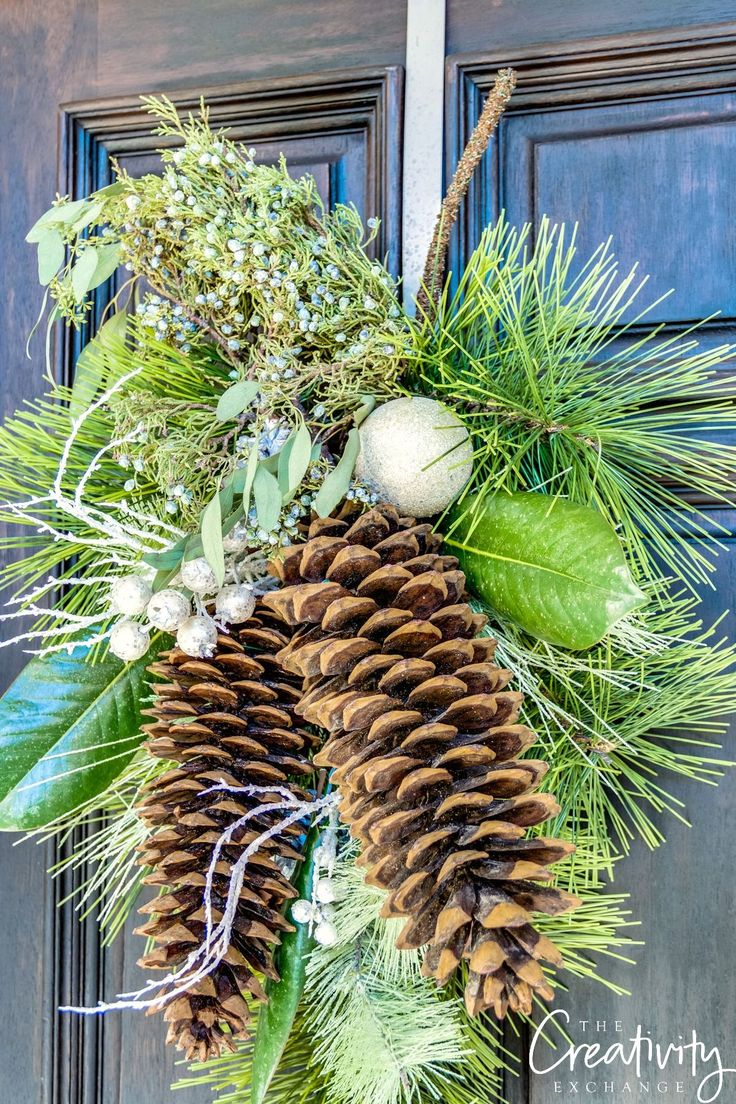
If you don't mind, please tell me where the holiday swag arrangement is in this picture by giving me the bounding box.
[1,67,736,1102]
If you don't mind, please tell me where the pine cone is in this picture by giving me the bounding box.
[262,503,579,1018]
[136,613,316,1061]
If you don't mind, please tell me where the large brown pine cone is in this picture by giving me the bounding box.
[136,613,316,1061]
[262,503,579,1018]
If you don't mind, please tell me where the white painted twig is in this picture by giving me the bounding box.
[61,785,340,1017]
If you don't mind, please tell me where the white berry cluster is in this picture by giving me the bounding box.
[290,823,342,947]
[106,565,258,663]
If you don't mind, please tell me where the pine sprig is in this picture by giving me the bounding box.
[0,321,232,652]
[479,595,736,884]
[412,216,736,592]
[21,750,170,944]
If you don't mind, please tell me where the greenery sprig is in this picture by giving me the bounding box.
[413,215,736,592]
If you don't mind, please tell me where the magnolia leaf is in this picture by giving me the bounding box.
[314,429,360,518]
[0,638,161,830]
[446,492,646,651]
[216,379,260,421]
[37,230,65,285]
[70,311,129,416]
[201,485,226,588]
[87,242,123,291]
[253,465,282,533]
[71,247,100,302]
[251,825,320,1104]
[286,423,312,500]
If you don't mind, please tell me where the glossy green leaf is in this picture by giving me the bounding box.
[446,492,646,650]
[253,465,282,532]
[216,379,260,421]
[251,826,320,1104]
[314,429,360,518]
[37,230,65,285]
[70,311,129,416]
[71,247,99,301]
[201,484,225,588]
[0,638,161,830]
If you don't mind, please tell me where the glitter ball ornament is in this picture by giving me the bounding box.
[109,619,150,662]
[215,584,256,625]
[355,395,473,517]
[176,614,218,658]
[146,588,191,632]
[109,575,153,616]
[180,556,218,595]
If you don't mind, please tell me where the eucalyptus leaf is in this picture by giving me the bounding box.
[446,492,646,650]
[70,311,129,416]
[314,429,360,518]
[71,199,105,233]
[0,638,161,830]
[26,199,88,242]
[276,432,296,498]
[286,423,312,499]
[242,441,260,518]
[26,207,64,244]
[87,242,123,290]
[201,485,225,588]
[183,533,204,562]
[94,181,126,199]
[253,465,282,532]
[37,230,65,285]
[142,535,187,573]
[216,379,260,421]
[353,394,376,427]
[71,247,99,301]
[251,825,320,1104]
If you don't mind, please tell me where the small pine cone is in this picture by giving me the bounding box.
[136,613,316,1062]
[262,503,580,1018]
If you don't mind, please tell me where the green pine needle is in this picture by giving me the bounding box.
[412,215,736,593]
[476,592,736,886]
[21,750,170,944]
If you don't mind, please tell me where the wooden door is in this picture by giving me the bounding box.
[1,3,735,1102]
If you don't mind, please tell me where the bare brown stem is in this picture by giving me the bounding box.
[416,67,517,319]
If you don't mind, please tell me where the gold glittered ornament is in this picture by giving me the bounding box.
[355,396,473,517]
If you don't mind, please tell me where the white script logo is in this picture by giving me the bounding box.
[529,1009,736,1102]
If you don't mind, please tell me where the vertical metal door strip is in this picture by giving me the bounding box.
[402,0,446,312]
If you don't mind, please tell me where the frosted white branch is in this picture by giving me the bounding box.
[61,786,340,1018]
